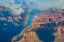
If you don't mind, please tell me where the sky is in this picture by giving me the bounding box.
[0,0,64,15]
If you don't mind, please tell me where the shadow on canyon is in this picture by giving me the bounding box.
[36,23,56,42]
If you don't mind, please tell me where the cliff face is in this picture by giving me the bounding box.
[17,31,42,42]
[54,35,64,42]
[54,26,64,42]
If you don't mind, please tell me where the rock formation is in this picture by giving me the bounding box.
[54,26,64,42]
[17,31,42,42]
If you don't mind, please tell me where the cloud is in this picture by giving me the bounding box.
[12,8,24,15]
[15,0,64,10]
[0,0,24,15]
[9,4,24,15]
[0,0,64,14]
[30,0,64,10]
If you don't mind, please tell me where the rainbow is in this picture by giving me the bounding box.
[23,9,32,27]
